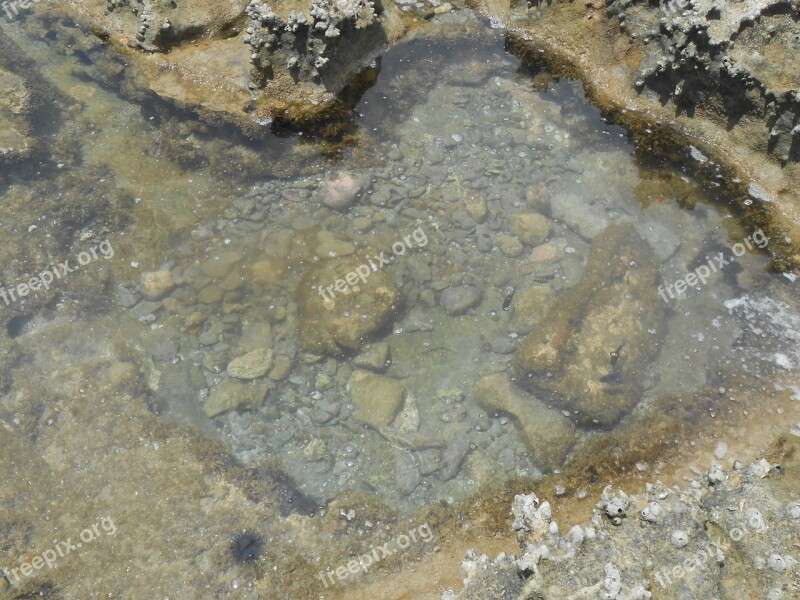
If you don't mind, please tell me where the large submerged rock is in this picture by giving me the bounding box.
[296,255,400,356]
[513,222,665,428]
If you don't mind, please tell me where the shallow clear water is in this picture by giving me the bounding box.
[1,10,798,598]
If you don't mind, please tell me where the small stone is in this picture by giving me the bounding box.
[714,441,728,460]
[268,355,294,381]
[198,284,224,304]
[199,251,241,278]
[226,348,273,380]
[203,379,268,417]
[353,342,390,372]
[347,371,405,429]
[352,216,372,231]
[141,271,174,299]
[129,301,161,320]
[116,285,137,308]
[465,193,487,223]
[440,285,482,315]
[251,256,286,285]
[317,170,371,210]
[495,234,524,257]
[304,438,327,461]
[509,212,552,246]
[529,241,559,263]
[186,311,205,329]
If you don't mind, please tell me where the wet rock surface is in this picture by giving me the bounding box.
[0,67,37,164]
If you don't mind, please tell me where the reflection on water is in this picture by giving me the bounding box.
[0,10,798,598]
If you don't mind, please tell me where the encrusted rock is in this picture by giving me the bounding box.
[244,0,387,93]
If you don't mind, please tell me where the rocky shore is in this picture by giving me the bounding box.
[447,447,800,599]
[0,0,798,598]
